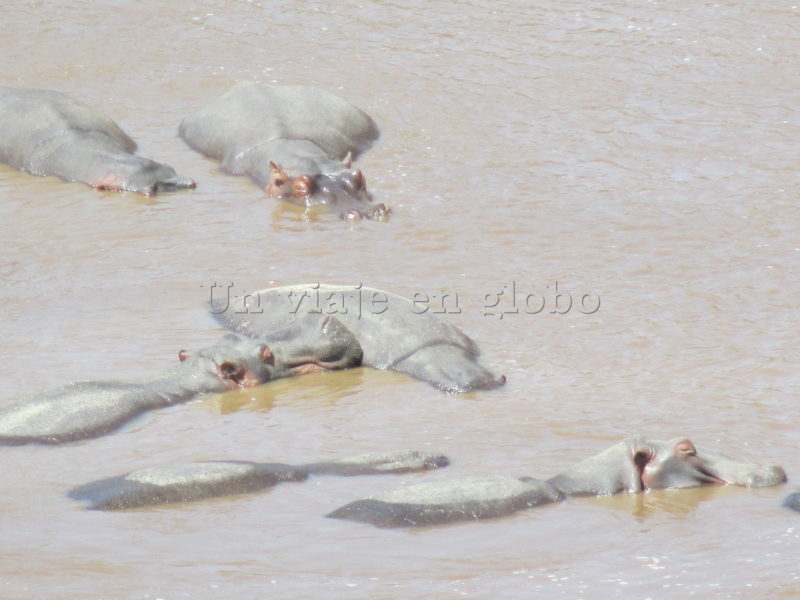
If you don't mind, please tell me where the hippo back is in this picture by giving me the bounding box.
[212,284,479,370]
[0,86,136,171]
[179,83,379,169]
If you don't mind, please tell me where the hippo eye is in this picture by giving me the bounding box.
[293,176,314,197]
[219,361,245,383]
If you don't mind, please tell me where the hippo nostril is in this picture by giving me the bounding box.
[218,361,245,383]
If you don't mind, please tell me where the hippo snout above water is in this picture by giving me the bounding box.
[0,86,195,196]
[179,82,388,220]
[327,436,787,528]
[266,161,389,221]
[546,436,786,496]
[0,316,362,445]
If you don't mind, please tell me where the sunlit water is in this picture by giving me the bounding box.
[1,1,799,598]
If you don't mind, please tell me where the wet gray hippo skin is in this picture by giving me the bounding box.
[546,436,786,495]
[0,86,195,196]
[211,283,505,393]
[327,476,564,528]
[69,451,449,510]
[179,82,389,220]
[0,316,362,445]
[328,436,786,528]
[784,492,800,512]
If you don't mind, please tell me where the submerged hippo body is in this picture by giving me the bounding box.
[0,86,195,196]
[0,316,362,445]
[179,83,388,220]
[783,492,800,513]
[70,450,449,510]
[328,436,786,528]
[327,476,564,528]
[212,284,505,393]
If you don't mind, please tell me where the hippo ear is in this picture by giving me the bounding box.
[259,344,275,365]
[269,161,287,179]
[178,350,192,362]
[341,151,353,168]
[266,161,288,197]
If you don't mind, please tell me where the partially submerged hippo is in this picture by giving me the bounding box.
[0,86,195,196]
[783,492,800,512]
[211,283,505,393]
[69,450,448,510]
[328,436,786,528]
[0,316,362,445]
[546,436,785,495]
[327,476,564,528]
[179,82,388,220]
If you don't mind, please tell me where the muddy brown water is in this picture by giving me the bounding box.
[1,1,799,598]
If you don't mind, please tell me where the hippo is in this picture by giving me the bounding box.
[546,436,785,495]
[211,283,505,393]
[327,475,564,528]
[0,316,362,445]
[0,86,195,196]
[327,436,786,528]
[783,492,800,512]
[179,82,389,220]
[69,450,449,510]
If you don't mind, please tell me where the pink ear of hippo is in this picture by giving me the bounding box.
[265,161,288,197]
[259,344,274,365]
[178,349,192,362]
[675,439,697,456]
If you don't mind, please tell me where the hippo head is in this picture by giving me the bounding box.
[178,334,277,392]
[547,435,786,497]
[261,315,364,375]
[177,317,363,393]
[630,436,786,491]
[93,157,196,197]
[630,438,725,491]
[265,160,390,221]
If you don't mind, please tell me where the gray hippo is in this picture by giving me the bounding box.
[0,316,362,445]
[327,476,564,528]
[69,450,449,510]
[328,436,786,528]
[783,492,800,512]
[179,82,388,220]
[0,86,195,196]
[211,283,505,393]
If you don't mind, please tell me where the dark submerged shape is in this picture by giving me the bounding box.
[69,451,449,510]
[328,436,786,528]
[783,492,800,513]
[179,82,388,220]
[212,284,505,393]
[0,316,362,445]
[0,86,195,196]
